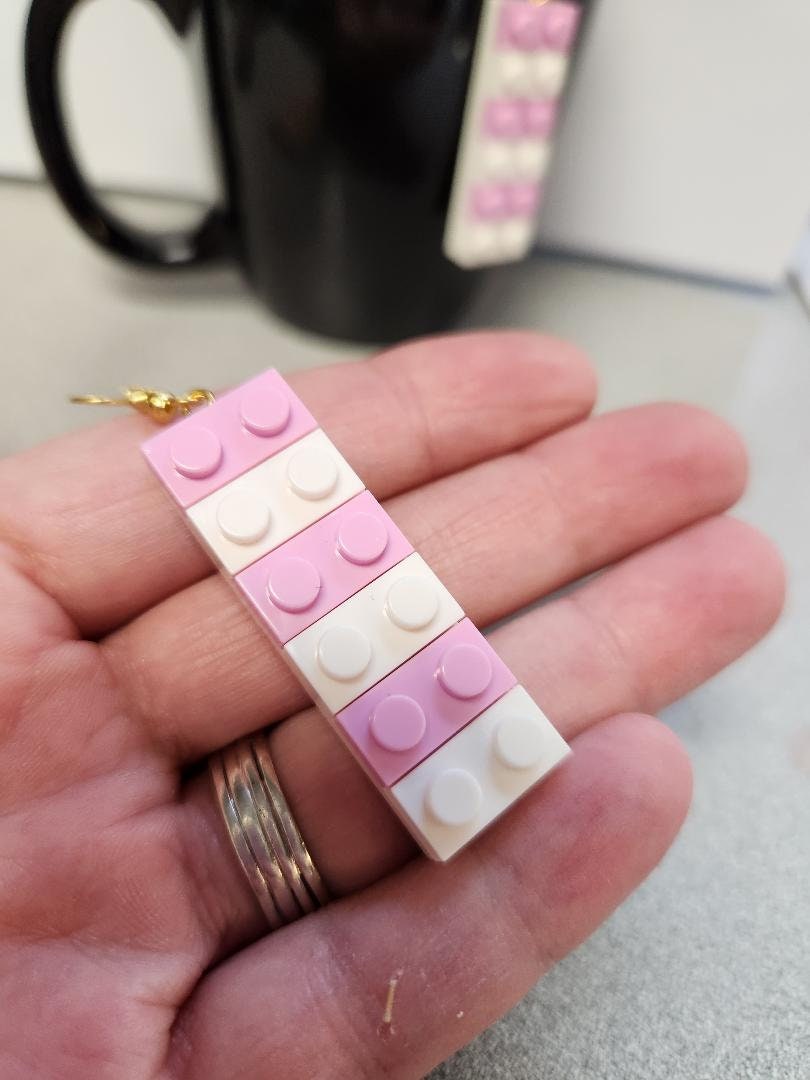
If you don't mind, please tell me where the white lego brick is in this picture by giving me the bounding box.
[284,552,464,713]
[529,50,569,98]
[390,685,570,861]
[465,219,536,263]
[186,428,364,575]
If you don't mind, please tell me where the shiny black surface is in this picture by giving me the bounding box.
[26,0,483,342]
[203,0,483,340]
[25,0,230,267]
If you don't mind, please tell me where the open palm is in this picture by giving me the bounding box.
[0,333,783,1079]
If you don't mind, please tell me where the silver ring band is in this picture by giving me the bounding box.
[210,733,328,927]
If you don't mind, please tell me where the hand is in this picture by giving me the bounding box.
[0,334,783,1079]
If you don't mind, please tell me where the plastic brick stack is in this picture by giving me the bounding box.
[142,369,570,860]
[443,0,581,269]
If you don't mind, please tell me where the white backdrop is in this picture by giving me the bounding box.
[4,0,810,286]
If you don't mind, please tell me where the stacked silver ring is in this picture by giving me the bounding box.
[210,733,329,928]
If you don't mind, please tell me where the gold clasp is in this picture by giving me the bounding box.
[70,386,215,425]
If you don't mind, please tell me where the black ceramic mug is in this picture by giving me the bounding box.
[25,0,489,341]
[26,0,586,341]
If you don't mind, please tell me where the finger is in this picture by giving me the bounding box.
[178,514,783,953]
[0,333,594,636]
[168,714,692,1080]
[106,403,746,760]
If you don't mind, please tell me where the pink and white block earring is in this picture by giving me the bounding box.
[74,371,570,925]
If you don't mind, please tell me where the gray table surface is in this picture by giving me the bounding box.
[1,180,808,1079]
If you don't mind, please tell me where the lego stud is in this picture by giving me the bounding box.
[287,446,339,501]
[543,3,580,52]
[169,426,223,479]
[494,712,549,770]
[437,643,493,700]
[337,512,389,566]
[501,218,534,255]
[530,51,568,98]
[471,183,510,221]
[483,99,523,139]
[504,5,545,50]
[514,140,550,178]
[317,626,372,681]
[524,99,557,138]
[426,768,483,827]
[370,695,427,753]
[267,556,321,613]
[467,225,499,260]
[510,181,541,217]
[385,576,440,631]
[239,386,291,436]
[483,141,514,178]
[499,52,531,94]
[216,491,271,545]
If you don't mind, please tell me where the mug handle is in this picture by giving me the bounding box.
[24,0,230,266]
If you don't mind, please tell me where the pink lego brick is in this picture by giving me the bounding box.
[508,181,542,216]
[141,369,317,508]
[471,183,511,220]
[500,2,546,51]
[483,98,524,139]
[234,491,413,643]
[523,97,558,138]
[336,619,517,787]
[499,1,580,55]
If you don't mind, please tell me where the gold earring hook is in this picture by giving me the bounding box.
[70,386,215,425]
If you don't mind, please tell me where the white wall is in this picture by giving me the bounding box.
[540,1,810,286]
[2,0,38,176]
[4,0,810,286]
[2,0,219,199]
